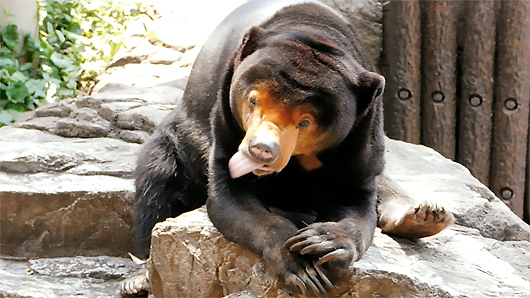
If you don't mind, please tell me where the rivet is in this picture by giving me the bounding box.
[398,88,411,100]
[432,91,445,103]
[500,187,513,200]
[469,94,482,107]
[504,98,518,111]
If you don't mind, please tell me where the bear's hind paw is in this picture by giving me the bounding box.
[381,200,454,239]
[121,267,149,297]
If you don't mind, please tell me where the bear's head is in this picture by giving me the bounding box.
[228,27,384,178]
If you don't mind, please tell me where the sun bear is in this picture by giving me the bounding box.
[122,0,453,296]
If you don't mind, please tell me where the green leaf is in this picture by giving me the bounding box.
[56,88,74,98]
[9,71,28,82]
[66,78,77,89]
[6,0,140,113]
[0,69,9,81]
[6,84,29,103]
[20,63,33,71]
[22,33,39,54]
[25,79,46,95]
[1,24,20,51]
[0,57,15,69]
[46,21,54,35]
[0,108,23,126]
[0,110,16,126]
[50,52,73,69]
[1,45,12,55]
[56,29,66,43]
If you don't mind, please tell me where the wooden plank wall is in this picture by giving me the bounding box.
[382,0,530,221]
[421,0,459,160]
[381,0,421,144]
[458,0,496,187]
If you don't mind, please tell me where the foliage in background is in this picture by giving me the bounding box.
[0,0,141,126]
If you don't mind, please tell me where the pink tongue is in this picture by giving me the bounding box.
[229,151,265,179]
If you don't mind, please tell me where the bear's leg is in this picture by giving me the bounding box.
[123,126,207,297]
[133,125,207,257]
[377,173,453,239]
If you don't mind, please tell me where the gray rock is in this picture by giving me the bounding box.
[119,129,151,144]
[30,256,141,280]
[116,105,174,132]
[0,127,139,175]
[14,109,37,124]
[320,0,384,68]
[0,172,136,258]
[14,116,62,132]
[91,63,191,91]
[0,126,63,142]
[0,127,140,258]
[75,96,103,110]
[70,107,101,122]
[96,82,139,93]
[100,102,145,122]
[158,76,189,89]
[55,118,111,138]
[0,256,140,298]
[107,35,164,68]
[147,47,184,65]
[34,102,74,118]
[148,139,530,298]
[107,54,149,68]
[89,86,184,105]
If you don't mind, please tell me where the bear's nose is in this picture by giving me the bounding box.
[248,136,279,163]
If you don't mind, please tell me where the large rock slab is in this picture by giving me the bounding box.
[0,127,139,258]
[0,256,141,298]
[148,138,530,298]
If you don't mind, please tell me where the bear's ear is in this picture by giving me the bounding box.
[234,26,263,68]
[355,71,385,118]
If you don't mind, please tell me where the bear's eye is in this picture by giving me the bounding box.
[298,119,311,129]
[249,96,257,107]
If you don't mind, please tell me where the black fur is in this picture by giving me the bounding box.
[134,0,385,295]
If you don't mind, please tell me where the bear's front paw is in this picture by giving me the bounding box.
[283,260,334,297]
[268,248,333,297]
[285,223,358,268]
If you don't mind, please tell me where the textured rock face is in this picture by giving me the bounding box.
[0,256,141,298]
[320,0,384,68]
[0,126,138,258]
[148,138,530,298]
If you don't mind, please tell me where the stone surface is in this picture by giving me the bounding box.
[320,0,384,68]
[55,118,111,138]
[0,127,140,176]
[0,127,138,258]
[148,138,530,298]
[0,256,141,298]
[0,173,136,258]
[115,105,174,132]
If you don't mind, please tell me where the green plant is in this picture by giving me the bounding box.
[0,0,141,126]
[0,23,48,125]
